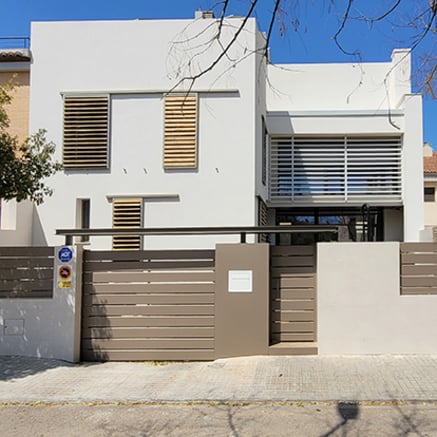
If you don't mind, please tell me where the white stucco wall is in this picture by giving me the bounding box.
[0,200,33,246]
[30,19,260,249]
[0,246,81,362]
[318,242,437,354]
[402,94,424,242]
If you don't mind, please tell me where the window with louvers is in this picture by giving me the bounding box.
[63,96,109,169]
[270,136,402,204]
[112,199,142,251]
[164,94,198,169]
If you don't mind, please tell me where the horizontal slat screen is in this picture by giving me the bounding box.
[270,246,317,343]
[0,247,54,298]
[401,243,437,295]
[112,199,142,251]
[63,96,109,168]
[82,249,215,361]
[164,94,198,169]
[270,136,402,204]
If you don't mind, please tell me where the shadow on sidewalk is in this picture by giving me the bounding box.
[0,356,74,381]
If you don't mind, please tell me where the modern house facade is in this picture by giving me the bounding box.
[5,14,426,248]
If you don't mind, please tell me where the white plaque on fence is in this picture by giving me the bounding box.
[228,270,253,293]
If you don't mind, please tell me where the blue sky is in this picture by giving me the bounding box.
[1,0,435,148]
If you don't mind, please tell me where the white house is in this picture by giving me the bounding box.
[25,13,424,249]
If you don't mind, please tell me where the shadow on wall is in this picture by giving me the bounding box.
[0,355,73,381]
[32,206,48,246]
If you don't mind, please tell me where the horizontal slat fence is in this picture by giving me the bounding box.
[401,243,437,295]
[0,247,54,298]
[270,246,317,343]
[82,249,215,361]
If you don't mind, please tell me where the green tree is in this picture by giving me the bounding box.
[0,82,61,204]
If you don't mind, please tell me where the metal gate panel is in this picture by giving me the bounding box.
[81,249,215,361]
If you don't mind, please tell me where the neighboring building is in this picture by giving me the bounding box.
[423,142,437,241]
[0,42,34,246]
[13,14,425,248]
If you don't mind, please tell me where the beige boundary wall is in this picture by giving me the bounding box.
[318,242,437,354]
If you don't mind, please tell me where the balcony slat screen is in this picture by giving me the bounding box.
[270,136,402,204]
[63,96,109,168]
[112,199,142,251]
[164,95,198,169]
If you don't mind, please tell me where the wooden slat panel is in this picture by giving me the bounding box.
[401,265,437,275]
[401,254,437,264]
[271,266,316,275]
[401,288,437,295]
[112,198,142,251]
[270,320,315,331]
[85,282,214,293]
[164,94,198,169]
[84,249,214,261]
[84,260,214,271]
[279,276,316,288]
[272,312,315,323]
[0,289,52,299]
[82,327,214,339]
[0,279,53,291]
[83,316,214,328]
[270,244,317,345]
[272,300,315,311]
[0,247,53,257]
[0,258,54,268]
[87,305,214,316]
[81,349,214,362]
[271,256,315,267]
[271,289,315,299]
[84,293,214,305]
[0,269,53,280]
[83,338,214,349]
[401,276,437,287]
[63,96,109,169]
[88,271,214,283]
[271,333,315,341]
[271,246,314,256]
[400,242,437,253]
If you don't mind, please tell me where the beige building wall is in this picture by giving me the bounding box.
[0,71,30,142]
[424,180,437,227]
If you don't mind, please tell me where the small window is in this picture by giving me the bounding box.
[164,94,198,169]
[76,199,90,242]
[261,116,267,186]
[63,95,109,169]
[425,187,435,202]
[112,198,142,251]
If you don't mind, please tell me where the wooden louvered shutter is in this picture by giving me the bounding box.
[63,96,109,168]
[164,94,198,168]
[112,199,142,251]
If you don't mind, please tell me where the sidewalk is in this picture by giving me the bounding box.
[1,355,437,404]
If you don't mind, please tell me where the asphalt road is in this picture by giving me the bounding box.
[1,402,436,436]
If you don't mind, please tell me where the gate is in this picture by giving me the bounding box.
[270,245,317,344]
[81,249,215,361]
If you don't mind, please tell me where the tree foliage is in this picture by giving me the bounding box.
[0,82,61,204]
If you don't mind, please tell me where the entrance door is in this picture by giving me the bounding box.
[270,245,316,343]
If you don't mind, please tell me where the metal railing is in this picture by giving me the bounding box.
[56,225,340,245]
[0,37,30,49]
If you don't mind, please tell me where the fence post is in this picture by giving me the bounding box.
[72,243,85,362]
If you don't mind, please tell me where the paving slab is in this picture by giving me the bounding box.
[1,355,437,403]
